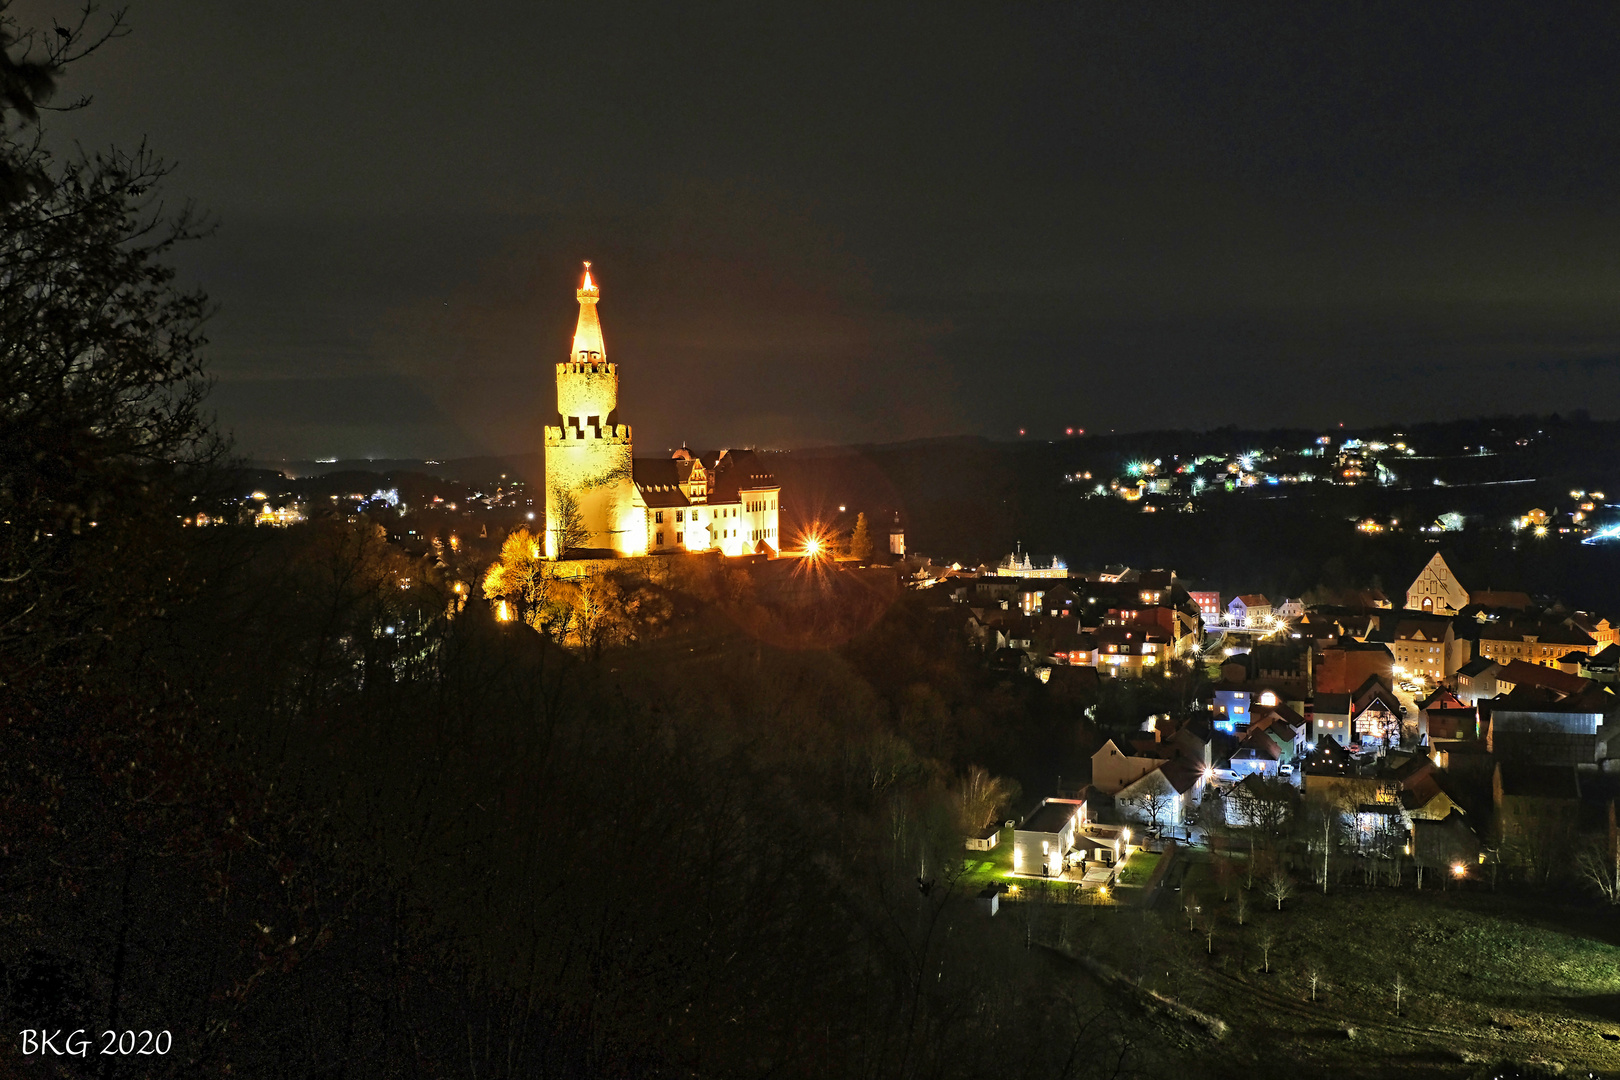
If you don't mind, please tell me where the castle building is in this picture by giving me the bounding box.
[542,264,782,559]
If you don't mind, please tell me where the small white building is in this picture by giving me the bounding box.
[1013,799,1086,877]
[976,885,1000,916]
[964,822,1002,851]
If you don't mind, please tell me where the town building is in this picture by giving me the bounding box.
[993,548,1068,578]
[1309,674,1404,749]
[1114,761,1202,830]
[1484,681,1617,767]
[1468,617,1597,669]
[1314,636,1394,695]
[1188,590,1223,622]
[1405,552,1470,614]
[1454,657,1501,704]
[1228,594,1273,627]
[1404,551,1533,615]
[1012,798,1087,877]
[1492,763,1582,876]
[1386,613,1458,683]
[1091,737,1174,795]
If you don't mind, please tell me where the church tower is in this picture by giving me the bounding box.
[542,263,636,557]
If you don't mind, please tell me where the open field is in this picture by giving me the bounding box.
[1000,850,1620,1078]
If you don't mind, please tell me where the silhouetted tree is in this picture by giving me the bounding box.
[546,484,589,555]
[1,6,220,663]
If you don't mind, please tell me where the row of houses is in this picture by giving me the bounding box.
[947,550,1619,888]
[1198,592,1306,627]
[959,569,1203,678]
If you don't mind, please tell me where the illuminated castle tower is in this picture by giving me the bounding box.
[542,263,637,557]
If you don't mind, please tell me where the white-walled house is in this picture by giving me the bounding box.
[1091,738,1171,795]
[1114,762,1203,829]
[1228,594,1273,628]
[1013,799,1086,877]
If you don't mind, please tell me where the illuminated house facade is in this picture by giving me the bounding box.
[1012,799,1086,877]
[1227,594,1272,627]
[543,265,781,558]
[1406,552,1469,614]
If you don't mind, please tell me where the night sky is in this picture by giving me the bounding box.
[33,1,1620,460]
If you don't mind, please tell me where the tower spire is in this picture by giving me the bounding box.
[572,260,604,359]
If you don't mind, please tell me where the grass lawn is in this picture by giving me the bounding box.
[959,826,1014,890]
[1114,849,1161,888]
[1058,856,1620,1076]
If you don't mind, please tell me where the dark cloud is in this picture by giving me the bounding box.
[21,0,1620,456]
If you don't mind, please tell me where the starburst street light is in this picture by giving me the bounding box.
[799,527,829,559]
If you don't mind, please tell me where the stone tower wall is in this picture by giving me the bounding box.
[555,361,619,427]
[542,265,641,558]
[542,424,636,557]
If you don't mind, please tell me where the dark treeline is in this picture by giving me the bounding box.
[1,503,1163,1077]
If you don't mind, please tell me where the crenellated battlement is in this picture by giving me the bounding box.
[558,359,614,374]
[544,423,632,443]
